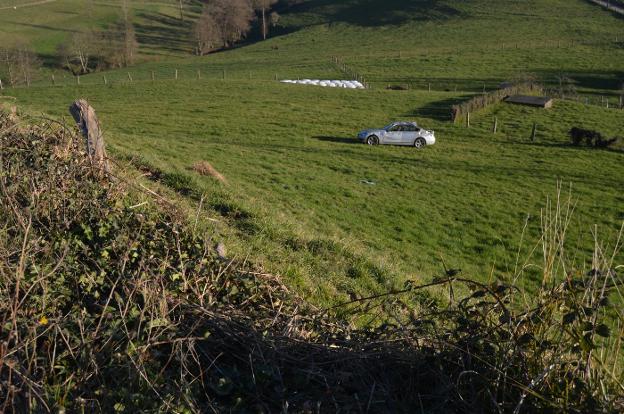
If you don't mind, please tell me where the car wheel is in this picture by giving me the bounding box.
[366,135,379,145]
[414,137,426,148]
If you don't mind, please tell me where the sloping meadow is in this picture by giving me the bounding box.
[0,111,623,412]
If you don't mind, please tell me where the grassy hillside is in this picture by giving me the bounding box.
[0,0,195,61]
[3,0,624,305]
[276,0,624,93]
[3,0,624,95]
[8,79,624,303]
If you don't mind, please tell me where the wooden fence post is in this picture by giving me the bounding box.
[52,75,55,86]
[428,82,431,92]
[531,122,537,141]
[197,69,201,79]
[493,117,498,133]
[77,75,80,85]
[127,72,133,82]
[103,76,107,85]
[466,112,470,128]
[0,79,3,90]
[69,99,109,172]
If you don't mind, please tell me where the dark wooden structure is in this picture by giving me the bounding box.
[505,95,553,108]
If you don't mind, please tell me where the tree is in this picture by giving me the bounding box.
[1,42,40,86]
[193,7,222,55]
[58,31,100,74]
[0,47,18,86]
[252,0,278,40]
[204,0,254,47]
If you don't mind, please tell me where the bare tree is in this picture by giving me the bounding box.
[0,42,40,86]
[16,45,39,86]
[193,7,222,55]
[0,47,18,86]
[123,22,139,66]
[252,0,277,40]
[121,2,139,66]
[204,0,254,47]
[59,31,100,74]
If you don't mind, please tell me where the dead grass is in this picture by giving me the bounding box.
[192,160,227,183]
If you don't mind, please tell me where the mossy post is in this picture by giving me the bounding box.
[175,69,178,80]
[493,117,498,133]
[69,100,109,173]
[466,111,471,128]
[531,122,537,141]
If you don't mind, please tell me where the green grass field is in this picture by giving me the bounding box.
[0,0,196,66]
[3,0,624,305]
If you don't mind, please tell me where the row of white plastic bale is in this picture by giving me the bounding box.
[280,79,365,89]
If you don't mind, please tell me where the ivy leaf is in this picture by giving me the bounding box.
[596,324,611,338]
[562,312,576,324]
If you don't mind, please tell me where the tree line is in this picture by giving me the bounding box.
[193,0,282,56]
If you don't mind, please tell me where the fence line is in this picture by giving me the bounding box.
[1,67,622,112]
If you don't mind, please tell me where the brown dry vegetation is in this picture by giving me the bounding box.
[192,160,227,183]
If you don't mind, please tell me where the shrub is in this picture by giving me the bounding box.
[569,127,620,148]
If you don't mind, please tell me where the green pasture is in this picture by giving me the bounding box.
[3,0,624,305]
[7,78,624,305]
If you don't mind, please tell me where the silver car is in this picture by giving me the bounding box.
[357,121,435,148]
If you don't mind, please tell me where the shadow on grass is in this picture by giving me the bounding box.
[536,68,624,92]
[134,10,195,54]
[281,0,462,29]
[405,95,473,122]
[516,140,624,155]
[312,135,359,144]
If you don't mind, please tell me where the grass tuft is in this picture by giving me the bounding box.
[192,160,227,183]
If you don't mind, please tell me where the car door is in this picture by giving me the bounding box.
[384,124,404,144]
[401,125,418,145]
